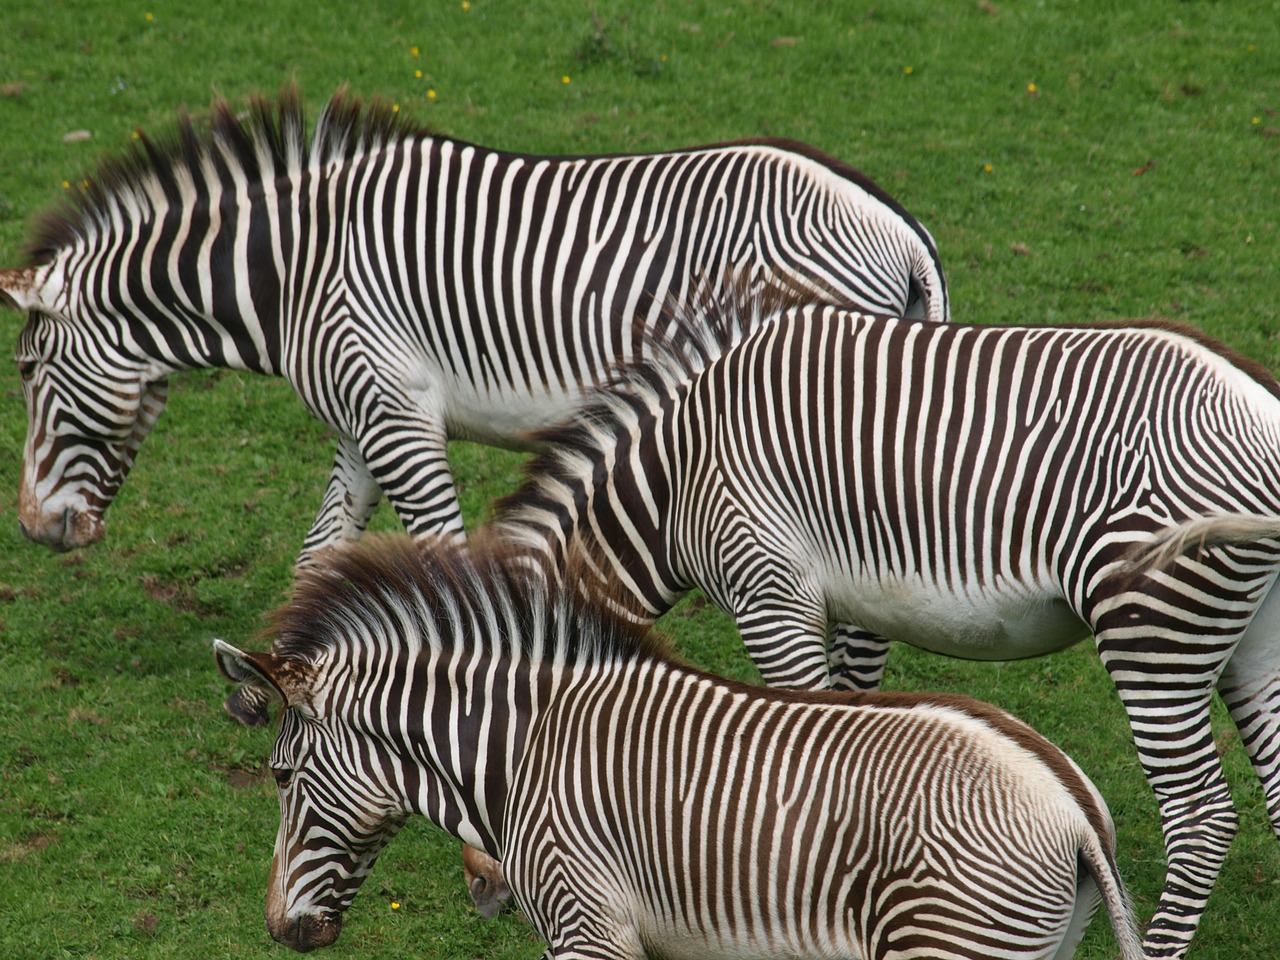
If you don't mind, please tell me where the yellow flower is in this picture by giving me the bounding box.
[427,89,437,100]
[145,11,154,21]
[461,0,470,8]
[132,131,141,139]
[392,104,400,113]
[414,69,423,79]
[983,163,993,173]
[903,66,913,75]
[391,902,400,910]
[1027,82,1037,93]
[1252,116,1261,125]
[562,75,571,84]
[62,180,71,189]
[410,46,419,57]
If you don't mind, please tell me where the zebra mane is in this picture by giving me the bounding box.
[263,534,676,671]
[496,280,837,525]
[24,84,441,265]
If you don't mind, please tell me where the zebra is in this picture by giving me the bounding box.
[492,291,1280,957]
[213,535,1143,959]
[1,86,945,729]
[1,84,945,559]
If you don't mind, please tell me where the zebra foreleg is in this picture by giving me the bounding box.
[828,625,892,691]
[734,594,831,690]
[461,842,513,918]
[224,439,384,727]
[296,436,384,568]
[356,411,468,544]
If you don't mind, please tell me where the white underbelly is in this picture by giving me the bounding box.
[443,384,587,450]
[827,572,1091,660]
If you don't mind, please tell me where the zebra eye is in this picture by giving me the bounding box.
[16,360,36,382]
[272,767,294,787]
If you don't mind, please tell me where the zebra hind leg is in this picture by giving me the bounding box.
[828,625,892,691]
[1218,621,1280,843]
[1095,623,1240,958]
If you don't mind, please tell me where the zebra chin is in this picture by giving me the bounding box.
[265,911,344,953]
[16,502,105,552]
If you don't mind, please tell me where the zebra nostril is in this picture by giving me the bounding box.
[17,518,32,541]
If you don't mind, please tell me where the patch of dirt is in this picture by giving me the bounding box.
[0,830,58,863]
[139,573,202,612]
[133,912,160,937]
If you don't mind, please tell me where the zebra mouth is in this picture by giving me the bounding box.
[268,910,343,952]
[17,505,105,552]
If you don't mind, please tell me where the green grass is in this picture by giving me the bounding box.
[2,1,1279,957]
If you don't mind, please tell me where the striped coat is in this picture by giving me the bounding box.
[215,536,1142,959]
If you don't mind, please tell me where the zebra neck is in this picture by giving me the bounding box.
[395,651,557,858]
[93,170,294,376]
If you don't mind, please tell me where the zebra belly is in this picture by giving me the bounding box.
[442,384,586,449]
[825,573,1091,660]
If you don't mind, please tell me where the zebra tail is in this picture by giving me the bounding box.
[1079,831,1145,960]
[1119,513,1280,579]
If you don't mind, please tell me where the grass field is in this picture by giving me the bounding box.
[2,1,1279,957]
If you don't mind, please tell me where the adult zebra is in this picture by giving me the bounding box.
[494,291,1280,958]
[214,535,1143,959]
[1,84,945,565]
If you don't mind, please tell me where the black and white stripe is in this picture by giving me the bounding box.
[496,294,1280,958]
[4,84,947,566]
[215,536,1142,959]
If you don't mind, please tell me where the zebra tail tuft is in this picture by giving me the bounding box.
[1119,513,1280,578]
[1079,832,1145,960]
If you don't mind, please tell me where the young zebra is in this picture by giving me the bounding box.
[214,536,1143,960]
[494,292,1280,957]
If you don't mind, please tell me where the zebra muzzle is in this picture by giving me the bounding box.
[267,910,343,952]
[16,501,105,552]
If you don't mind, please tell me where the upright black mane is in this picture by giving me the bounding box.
[24,84,440,266]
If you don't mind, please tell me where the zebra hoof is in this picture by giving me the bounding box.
[224,687,272,727]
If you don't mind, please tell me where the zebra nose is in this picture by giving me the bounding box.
[17,517,32,542]
[267,911,343,952]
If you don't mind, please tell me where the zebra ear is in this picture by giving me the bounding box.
[213,639,293,707]
[0,267,41,312]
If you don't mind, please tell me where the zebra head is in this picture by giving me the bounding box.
[3,263,171,552]
[213,639,411,952]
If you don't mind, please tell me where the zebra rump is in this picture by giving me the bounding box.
[215,536,1142,958]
